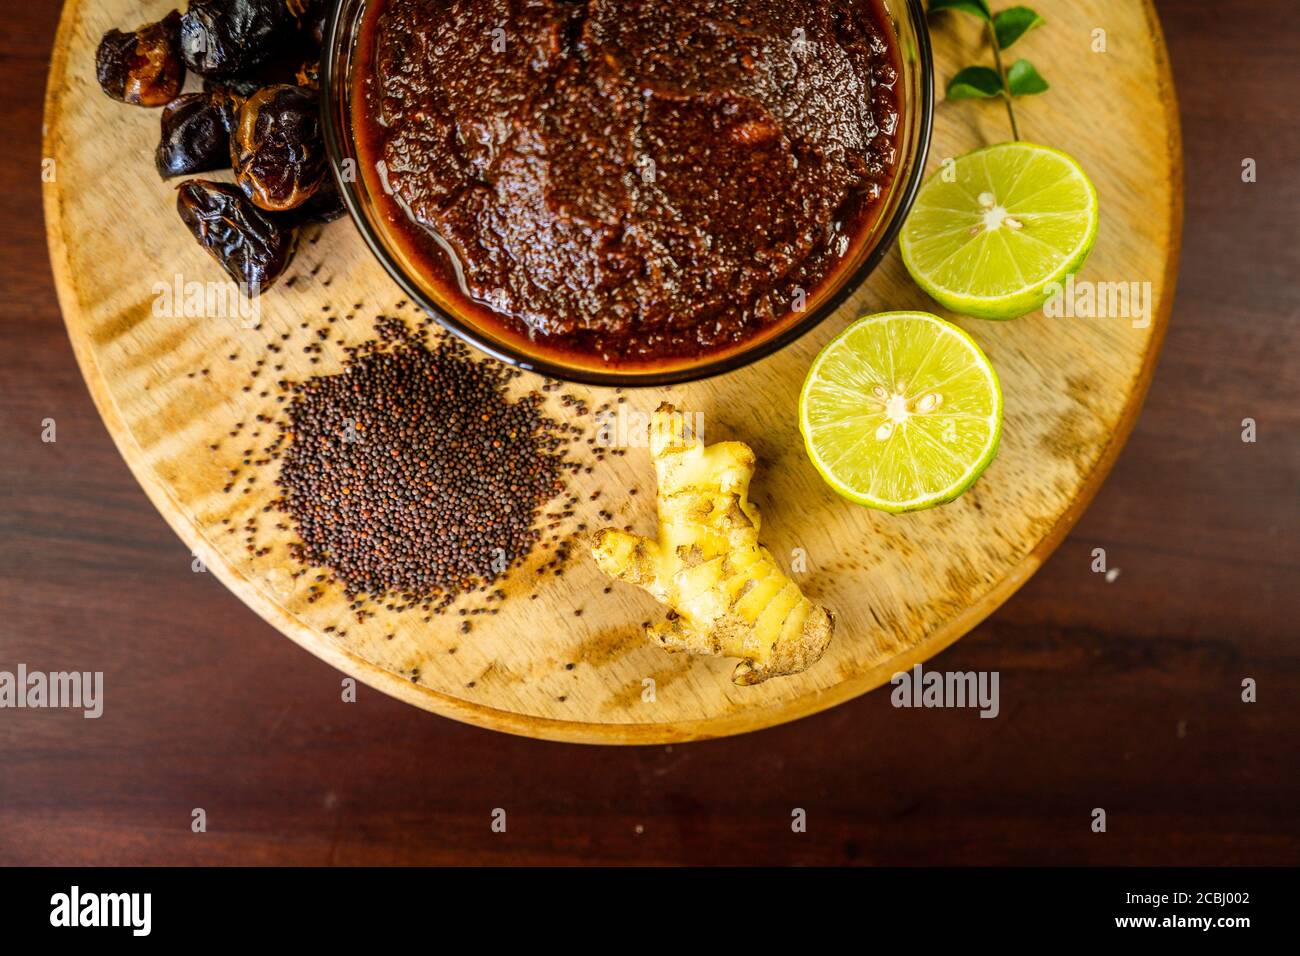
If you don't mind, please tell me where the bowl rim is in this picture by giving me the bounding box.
[320,0,935,388]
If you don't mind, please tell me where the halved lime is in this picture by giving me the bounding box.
[901,142,1099,320]
[799,311,1002,512]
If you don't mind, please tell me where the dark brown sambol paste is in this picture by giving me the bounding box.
[355,0,901,366]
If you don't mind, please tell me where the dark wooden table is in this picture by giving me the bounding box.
[1,0,1296,866]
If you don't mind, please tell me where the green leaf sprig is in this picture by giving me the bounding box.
[929,0,1048,141]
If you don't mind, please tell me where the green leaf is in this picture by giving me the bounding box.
[946,66,1004,100]
[1006,58,1050,96]
[928,0,991,20]
[994,7,1045,48]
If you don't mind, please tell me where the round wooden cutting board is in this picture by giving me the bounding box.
[44,0,1181,743]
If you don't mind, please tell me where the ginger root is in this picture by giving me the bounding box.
[591,403,835,685]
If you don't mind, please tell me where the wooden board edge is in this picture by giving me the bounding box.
[42,0,1183,746]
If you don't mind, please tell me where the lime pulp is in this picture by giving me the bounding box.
[900,142,1099,320]
[799,311,1003,512]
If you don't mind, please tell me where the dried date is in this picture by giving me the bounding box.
[204,74,264,98]
[95,11,185,106]
[296,59,320,89]
[176,180,296,292]
[288,0,327,48]
[180,0,292,77]
[284,175,346,226]
[156,90,241,179]
[198,17,319,95]
[231,84,327,211]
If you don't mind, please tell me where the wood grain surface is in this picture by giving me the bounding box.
[1,0,1297,863]
[41,0,1177,743]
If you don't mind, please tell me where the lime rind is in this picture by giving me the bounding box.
[901,142,1099,320]
[799,311,1003,513]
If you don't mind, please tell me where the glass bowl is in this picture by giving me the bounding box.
[321,0,934,387]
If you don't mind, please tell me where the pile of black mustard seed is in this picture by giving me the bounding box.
[273,319,571,604]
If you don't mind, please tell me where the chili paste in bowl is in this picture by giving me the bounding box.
[324,0,933,384]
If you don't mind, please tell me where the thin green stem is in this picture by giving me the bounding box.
[986,19,1020,141]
